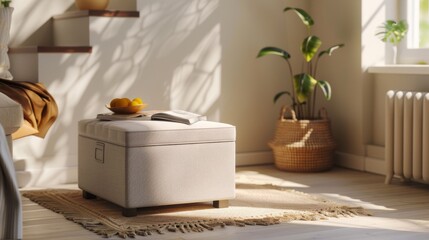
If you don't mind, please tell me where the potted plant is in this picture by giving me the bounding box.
[257,7,343,172]
[1,1,11,7]
[0,0,13,80]
[376,20,408,64]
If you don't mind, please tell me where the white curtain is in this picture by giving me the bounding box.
[0,7,13,80]
[0,124,22,239]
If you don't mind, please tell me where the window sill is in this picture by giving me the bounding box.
[368,65,429,75]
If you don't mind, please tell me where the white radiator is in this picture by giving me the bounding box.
[385,90,429,184]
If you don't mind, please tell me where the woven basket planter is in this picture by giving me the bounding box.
[269,106,336,172]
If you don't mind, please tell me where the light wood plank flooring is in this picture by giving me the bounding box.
[22,165,429,240]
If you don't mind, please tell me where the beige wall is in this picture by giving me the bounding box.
[10,0,73,46]
[310,0,366,167]
[9,0,312,186]
[13,0,411,185]
[372,74,429,146]
[364,0,429,148]
[311,0,429,175]
[10,0,404,185]
[10,0,137,46]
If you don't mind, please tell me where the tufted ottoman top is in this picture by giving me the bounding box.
[79,118,236,147]
[0,92,23,135]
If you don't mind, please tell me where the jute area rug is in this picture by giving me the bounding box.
[23,182,370,239]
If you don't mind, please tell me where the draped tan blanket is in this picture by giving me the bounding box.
[23,183,370,239]
[0,79,58,139]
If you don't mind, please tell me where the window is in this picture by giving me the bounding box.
[398,0,429,63]
[408,0,429,48]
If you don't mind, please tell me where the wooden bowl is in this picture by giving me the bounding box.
[105,103,147,114]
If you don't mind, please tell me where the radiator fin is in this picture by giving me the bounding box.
[385,91,429,184]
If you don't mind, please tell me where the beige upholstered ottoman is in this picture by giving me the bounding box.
[78,119,236,217]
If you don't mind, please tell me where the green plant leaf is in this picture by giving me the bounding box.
[284,7,314,27]
[317,80,332,100]
[376,19,408,45]
[318,44,345,58]
[257,47,291,61]
[273,91,291,103]
[301,36,322,62]
[1,0,11,7]
[293,73,317,103]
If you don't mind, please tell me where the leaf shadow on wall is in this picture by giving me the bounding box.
[12,0,223,187]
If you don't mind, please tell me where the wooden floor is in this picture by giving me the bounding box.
[22,165,429,240]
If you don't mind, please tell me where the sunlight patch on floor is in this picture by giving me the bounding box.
[294,216,429,233]
[320,193,395,211]
[235,170,309,188]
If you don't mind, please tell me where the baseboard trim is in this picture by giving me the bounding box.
[335,150,386,175]
[236,151,273,166]
[16,167,78,188]
[365,144,385,175]
[238,150,375,172]
[16,150,383,187]
[365,157,385,175]
[335,151,365,171]
[16,151,274,187]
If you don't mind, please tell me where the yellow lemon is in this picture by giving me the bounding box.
[130,100,141,106]
[132,97,143,104]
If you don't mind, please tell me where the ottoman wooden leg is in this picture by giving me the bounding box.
[122,208,137,217]
[213,200,229,208]
[82,190,96,199]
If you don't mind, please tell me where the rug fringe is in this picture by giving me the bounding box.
[22,190,371,239]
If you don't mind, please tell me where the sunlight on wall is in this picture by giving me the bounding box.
[12,0,224,187]
[171,24,221,115]
[135,0,222,117]
[90,17,143,98]
[158,0,219,58]
[361,0,387,67]
[14,53,94,162]
[10,0,294,186]
[10,0,74,46]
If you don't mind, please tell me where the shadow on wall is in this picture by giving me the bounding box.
[11,0,138,46]
[13,0,223,186]
[9,0,74,46]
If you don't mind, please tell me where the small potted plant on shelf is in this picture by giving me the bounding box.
[1,1,11,7]
[257,7,344,172]
[376,20,408,64]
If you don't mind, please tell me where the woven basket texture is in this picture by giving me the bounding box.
[269,107,336,172]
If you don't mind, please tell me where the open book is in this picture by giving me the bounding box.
[97,110,206,125]
[150,110,207,125]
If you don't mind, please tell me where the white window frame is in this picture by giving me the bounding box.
[407,0,420,48]
[398,0,429,64]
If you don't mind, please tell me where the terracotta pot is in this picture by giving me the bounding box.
[75,0,110,10]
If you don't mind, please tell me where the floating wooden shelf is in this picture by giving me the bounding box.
[53,10,140,20]
[9,46,92,54]
[9,10,139,54]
